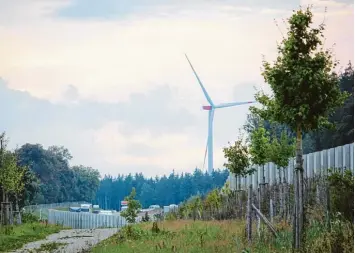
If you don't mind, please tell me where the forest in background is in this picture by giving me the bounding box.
[0,64,353,210]
[95,169,229,210]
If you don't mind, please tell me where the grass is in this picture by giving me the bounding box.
[34,242,68,252]
[90,217,353,253]
[0,222,63,252]
[90,220,293,253]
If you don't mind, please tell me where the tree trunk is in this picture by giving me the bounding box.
[5,193,11,225]
[246,184,252,244]
[293,126,303,250]
[15,195,22,225]
[236,175,240,218]
[257,187,261,236]
[283,168,288,221]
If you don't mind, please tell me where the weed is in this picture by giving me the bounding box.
[35,242,67,252]
[0,222,62,252]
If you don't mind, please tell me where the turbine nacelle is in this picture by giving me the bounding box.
[202,105,212,110]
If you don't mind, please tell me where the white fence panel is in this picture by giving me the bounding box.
[48,209,128,229]
[228,143,354,191]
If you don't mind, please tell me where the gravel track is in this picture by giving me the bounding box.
[10,228,119,253]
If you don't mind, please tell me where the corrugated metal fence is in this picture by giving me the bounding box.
[227,143,354,190]
[24,201,89,220]
[48,210,127,229]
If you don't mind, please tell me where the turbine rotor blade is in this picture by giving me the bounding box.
[214,101,256,109]
[185,54,214,106]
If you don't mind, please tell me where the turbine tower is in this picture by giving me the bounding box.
[185,54,256,175]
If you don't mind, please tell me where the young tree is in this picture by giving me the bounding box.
[223,137,253,190]
[269,131,296,181]
[250,7,349,249]
[205,189,222,218]
[249,126,270,221]
[120,187,142,224]
[250,126,270,185]
[268,131,295,219]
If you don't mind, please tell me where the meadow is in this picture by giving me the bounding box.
[0,222,63,252]
[90,216,353,253]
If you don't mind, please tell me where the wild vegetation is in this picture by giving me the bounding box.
[0,215,63,252]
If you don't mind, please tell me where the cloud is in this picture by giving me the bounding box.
[55,0,297,20]
[0,0,352,177]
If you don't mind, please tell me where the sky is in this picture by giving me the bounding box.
[0,0,353,177]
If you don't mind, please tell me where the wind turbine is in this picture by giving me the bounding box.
[185,54,256,175]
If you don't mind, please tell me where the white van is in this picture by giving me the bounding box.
[80,204,91,212]
[99,210,113,215]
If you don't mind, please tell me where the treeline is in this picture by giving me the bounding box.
[0,134,100,210]
[0,131,229,211]
[244,63,354,154]
[95,169,229,210]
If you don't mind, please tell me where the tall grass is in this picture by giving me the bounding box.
[91,214,353,253]
[0,222,63,252]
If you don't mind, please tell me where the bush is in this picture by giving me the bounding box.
[142,212,150,222]
[121,225,147,240]
[304,215,353,253]
[328,169,353,222]
[22,212,39,223]
[165,211,177,221]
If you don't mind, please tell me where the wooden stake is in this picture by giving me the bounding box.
[252,204,278,238]
[246,184,253,244]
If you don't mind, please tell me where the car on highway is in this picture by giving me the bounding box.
[149,205,161,210]
[98,210,113,215]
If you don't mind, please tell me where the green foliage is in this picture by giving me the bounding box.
[250,7,349,132]
[305,64,354,153]
[142,212,150,222]
[223,138,253,177]
[327,169,354,222]
[120,188,142,223]
[21,212,39,223]
[36,242,67,252]
[90,218,354,253]
[303,216,354,253]
[205,189,222,212]
[151,221,160,233]
[165,211,178,221]
[14,142,101,205]
[96,168,229,211]
[0,222,62,252]
[250,127,270,166]
[268,131,295,169]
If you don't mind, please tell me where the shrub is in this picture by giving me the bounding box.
[21,212,39,223]
[328,169,354,222]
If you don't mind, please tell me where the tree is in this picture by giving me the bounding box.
[250,7,349,249]
[249,126,270,186]
[223,137,253,190]
[269,130,295,174]
[120,187,142,223]
[268,130,295,219]
[0,133,26,225]
[205,189,222,217]
[72,165,100,202]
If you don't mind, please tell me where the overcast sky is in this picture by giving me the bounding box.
[0,0,353,177]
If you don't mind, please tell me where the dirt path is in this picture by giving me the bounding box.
[10,228,118,253]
